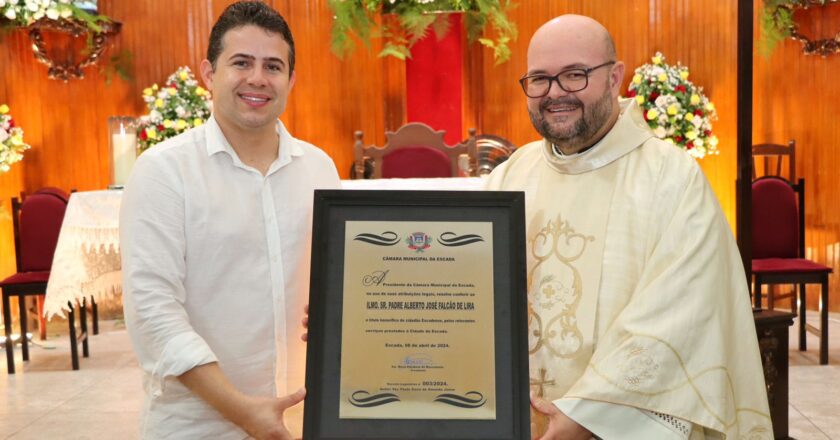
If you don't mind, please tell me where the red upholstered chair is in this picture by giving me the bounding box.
[752,142,798,311]
[353,123,477,179]
[1,189,88,373]
[752,176,832,364]
[32,188,99,336]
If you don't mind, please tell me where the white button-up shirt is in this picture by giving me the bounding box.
[121,115,339,439]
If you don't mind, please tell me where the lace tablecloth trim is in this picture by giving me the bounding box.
[63,226,121,253]
[44,270,122,320]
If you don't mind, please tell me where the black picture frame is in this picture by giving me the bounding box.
[304,190,529,440]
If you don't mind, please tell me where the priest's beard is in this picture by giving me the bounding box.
[528,87,614,154]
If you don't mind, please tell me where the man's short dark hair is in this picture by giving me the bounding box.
[206,1,295,76]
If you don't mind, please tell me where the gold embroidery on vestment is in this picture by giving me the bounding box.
[527,216,594,359]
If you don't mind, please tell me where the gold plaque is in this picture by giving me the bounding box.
[339,221,496,420]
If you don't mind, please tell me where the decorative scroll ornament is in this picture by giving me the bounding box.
[28,17,121,82]
[761,0,840,56]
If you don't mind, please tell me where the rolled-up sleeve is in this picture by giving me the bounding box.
[120,150,216,397]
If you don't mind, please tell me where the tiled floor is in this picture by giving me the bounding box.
[2,313,839,439]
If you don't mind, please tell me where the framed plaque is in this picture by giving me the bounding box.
[304,190,529,440]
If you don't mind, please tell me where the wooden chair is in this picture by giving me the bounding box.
[353,122,477,179]
[752,176,832,364]
[752,141,798,311]
[1,189,90,373]
[474,133,516,176]
[753,140,795,181]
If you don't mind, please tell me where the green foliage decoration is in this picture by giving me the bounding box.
[328,0,517,64]
[760,0,837,56]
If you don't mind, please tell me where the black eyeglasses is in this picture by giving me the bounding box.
[519,61,616,98]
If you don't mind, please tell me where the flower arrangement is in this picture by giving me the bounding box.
[1,0,110,34]
[0,104,31,173]
[328,0,517,64]
[626,52,719,159]
[137,66,212,153]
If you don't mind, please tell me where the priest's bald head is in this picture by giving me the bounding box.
[521,15,625,155]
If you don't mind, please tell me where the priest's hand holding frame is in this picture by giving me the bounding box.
[529,393,592,440]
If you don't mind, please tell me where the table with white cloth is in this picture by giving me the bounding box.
[42,178,485,320]
[44,190,122,321]
[341,176,485,191]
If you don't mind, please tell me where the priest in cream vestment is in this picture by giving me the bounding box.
[486,15,772,440]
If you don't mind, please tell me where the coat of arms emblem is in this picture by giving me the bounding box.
[406,232,432,252]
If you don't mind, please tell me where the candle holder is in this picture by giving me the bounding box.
[108,116,138,189]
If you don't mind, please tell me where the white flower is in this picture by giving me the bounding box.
[45,7,59,19]
[59,6,71,18]
[653,126,666,138]
[175,106,186,117]
[4,8,16,19]
[654,95,669,108]
[691,116,703,128]
[0,128,8,143]
[0,0,7,8]
[26,1,39,12]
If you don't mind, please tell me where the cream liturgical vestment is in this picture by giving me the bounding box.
[485,99,772,439]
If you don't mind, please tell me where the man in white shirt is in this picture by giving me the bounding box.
[120,2,339,439]
[486,15,772,439]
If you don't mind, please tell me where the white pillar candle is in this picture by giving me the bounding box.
[111,132,137,186]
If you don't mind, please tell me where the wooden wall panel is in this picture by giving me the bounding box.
[0,0,838,312]
[753,2,840,313]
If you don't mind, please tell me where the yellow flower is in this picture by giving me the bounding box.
[667,104,678,115]
[0,104,9,114]
[652,55,662,65]
[176,119,188,130]
[665,138,675,144]
[690,94,701,105]
[179,70,188,81]
[685,113,695,122]
[143,88,153,96]
[709,136,719,146]
[635,95,645,105]
[680,70,689,81]
[632,74,642,85]
[195,86,207,96]
[646,109,659,120]
[152,84,159,91]
[706,102,716,112]
[193,118,204,127]
[146,127,157,140]
[686,130,698,140]
[10,134,23,146]
[163,120,173,128]
[657,73,668,82]
[167,87,177,96]
[155,99,164,108]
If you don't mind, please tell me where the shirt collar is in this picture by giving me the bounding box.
[541,98,654,175]
[204,115,304,172]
